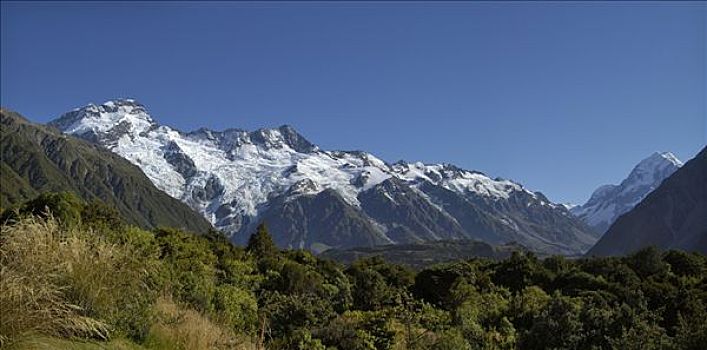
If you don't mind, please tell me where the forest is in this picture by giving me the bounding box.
[1,192,706,350]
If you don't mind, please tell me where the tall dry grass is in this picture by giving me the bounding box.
[0,217,110,346]
[0,216,157,347]
[144,297,255,350]
[0,216,257,349]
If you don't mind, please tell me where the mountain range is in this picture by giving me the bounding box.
[3,98,702,257]
[0,109,212,232]
[48,99,598,255]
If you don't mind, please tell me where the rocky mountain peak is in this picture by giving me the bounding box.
[572,151,683,233]
[249,125,318,153]
[626,152,683,186]
[49,98,156,144]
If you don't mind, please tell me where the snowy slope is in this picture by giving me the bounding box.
[50,99,596,254]
[572,152,683,233]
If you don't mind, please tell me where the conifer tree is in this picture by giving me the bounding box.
[247,222,276,258]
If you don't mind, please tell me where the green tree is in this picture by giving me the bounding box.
[674,304,707,350]
[511,286,550,331]
[247,222,277,258]
[347,257,414,311]
[663,250,705,277]
[520,292,582,350]
[492,251,549,293]
[349,268,394,311]
[413,261,477,310]
[627,246,669,279]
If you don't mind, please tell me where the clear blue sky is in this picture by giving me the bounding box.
[2,1,705,204]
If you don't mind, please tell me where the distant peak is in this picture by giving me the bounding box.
[635,151,683,172]
[573,151,684,231]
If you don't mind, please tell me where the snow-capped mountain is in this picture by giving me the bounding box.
[571,152,683,233]
[587,147,706,256]
[50,99,597,254]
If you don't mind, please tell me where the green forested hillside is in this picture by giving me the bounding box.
[321,240,529,269]
[1,194,705,350]
[0,109,211,232]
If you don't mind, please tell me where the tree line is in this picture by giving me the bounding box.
[1,192,705,349]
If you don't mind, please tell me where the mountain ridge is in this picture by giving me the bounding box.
[48,98,597,254]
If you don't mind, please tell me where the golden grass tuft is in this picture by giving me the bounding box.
[0,217,110,347]
[144,297,254,350]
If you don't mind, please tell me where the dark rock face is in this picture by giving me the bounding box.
[163,141,198,179]
[416,182,514,244]
[416,181,596,255]
[248,125,318,153]
[276,125,318,153]
[252,189,390,253]
[588,147,707,256]
[358,178,467,243]
[192,175,225,202]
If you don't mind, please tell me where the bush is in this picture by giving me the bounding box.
[520,292,582,349]
[270,328,326,350]
[155,227,218,312]
[317,311,394,350]
[431,329,470,350]
[213,285,258,334]
[1,192,83,227]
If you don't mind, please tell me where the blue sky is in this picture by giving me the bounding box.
[2,1,705,204]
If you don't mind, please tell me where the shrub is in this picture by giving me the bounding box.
[317,311,394,350]
[431,329,470,350]
[155,227,218,312]
[213,285,258,334]
[0,192,83,227]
